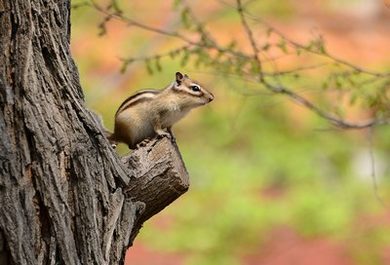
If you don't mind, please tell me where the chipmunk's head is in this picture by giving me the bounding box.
[172,72,214,108]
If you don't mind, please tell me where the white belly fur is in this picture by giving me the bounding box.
[161,108,190,128]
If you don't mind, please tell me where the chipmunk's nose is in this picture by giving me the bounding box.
[208,92,214,102]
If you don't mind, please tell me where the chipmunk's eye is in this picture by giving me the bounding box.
[190,85,200,92]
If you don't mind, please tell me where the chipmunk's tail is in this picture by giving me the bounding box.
[105,130,118,147]
[89,110,118,148]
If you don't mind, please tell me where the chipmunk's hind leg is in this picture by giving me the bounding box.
[153,119,172,139]
[167,126,177,144]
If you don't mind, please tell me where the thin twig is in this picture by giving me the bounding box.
[181,0,217,46]
[120,45,191,64]
[244,13,390,78]
[236,0,263,81]
[262,63,329,76]
[71,1,90,9]
[263,80,388,129]
[367,128,386,206]
[90,1,189,40]
[90,0,248,59]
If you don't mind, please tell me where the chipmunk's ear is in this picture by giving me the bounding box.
[175,72,184,85]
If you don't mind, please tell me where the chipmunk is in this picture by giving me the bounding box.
[107,72,214,149]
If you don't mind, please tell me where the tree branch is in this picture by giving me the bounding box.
[101,137,189,264]
[85,0,390,130]
[236,0,263,81]
[242,12,390,78]
[123,137,189,225]
[262,80,388,129]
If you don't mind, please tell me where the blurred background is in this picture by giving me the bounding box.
[71,0,390,264]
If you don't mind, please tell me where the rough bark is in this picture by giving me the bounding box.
[0,1,189,264]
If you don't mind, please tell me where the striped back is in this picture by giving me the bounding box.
[115,90,159,116]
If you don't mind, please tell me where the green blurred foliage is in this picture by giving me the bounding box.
[71,0,390,264]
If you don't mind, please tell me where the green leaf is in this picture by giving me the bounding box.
[250,61,261,74]
[169,49,180,59]
[262,43,271,51]
[277,39,288,54]
[110,0,123,14]
[155,57,162,72]
[120,59,134,74]
[266,27,273,37]
[322,80,329,90]
[349,93,358,105]
[145,59,154,75]
[226,41,237,51]
[173,0,182,9]
[181,50,190,67]
[181,7,191,29]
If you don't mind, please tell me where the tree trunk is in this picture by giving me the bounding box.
[0,1,189,264]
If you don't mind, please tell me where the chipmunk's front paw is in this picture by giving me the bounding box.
[170,135,177,144]
[156,129,172,139]
[136,138,152,148]
[167,127,176,143]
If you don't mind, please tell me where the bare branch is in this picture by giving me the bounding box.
[262,63,329,77]
[90,0,193,43]
[262,80,388,129]
[89,0,249,60]
[367,128,386,206]
[243,13,390,78]
[119,45,192,73]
